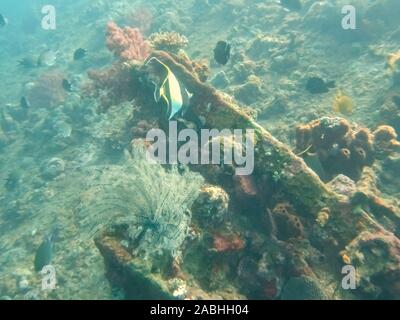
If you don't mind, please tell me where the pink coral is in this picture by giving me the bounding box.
[106,21,150,61]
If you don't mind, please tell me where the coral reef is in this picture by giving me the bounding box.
[2,0,400,301]
[295,117,399,181]
[134,50,333,217]
[83,51,343,299]
[106,22,150,61]
[148,32,188,55]
[82,49,400,300]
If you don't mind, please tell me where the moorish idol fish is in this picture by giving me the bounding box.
[146,57,192,120]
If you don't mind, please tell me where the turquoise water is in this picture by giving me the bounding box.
[0,0,399,300]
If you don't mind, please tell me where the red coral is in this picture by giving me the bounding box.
[106,21,150,61]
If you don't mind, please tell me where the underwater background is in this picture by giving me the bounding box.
[0,0,399,300]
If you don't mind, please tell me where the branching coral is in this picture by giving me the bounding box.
[148,32,188,54]
[106,21,150,61]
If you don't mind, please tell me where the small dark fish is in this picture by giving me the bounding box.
[20,96,31,109]
[62,79,73,92]
[73,48,87,61]
[34,229,58,272]
[213,41,231,65]
[0,14,8,28]
[306,77,335,94]
[280,0,302,11]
